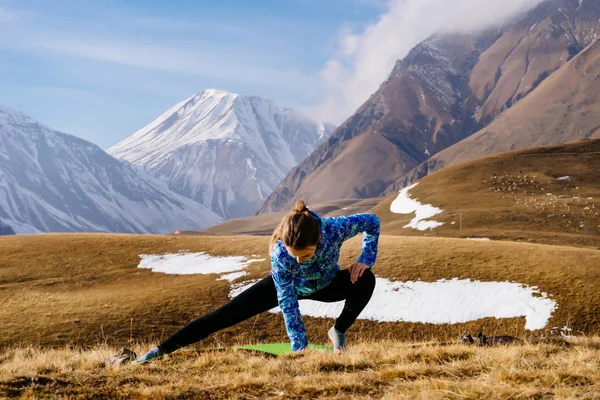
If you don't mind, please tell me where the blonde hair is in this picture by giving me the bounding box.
[269,200,320,253]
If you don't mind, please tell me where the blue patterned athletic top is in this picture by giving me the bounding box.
[270,211,380,351]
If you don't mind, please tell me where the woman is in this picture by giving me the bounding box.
[134,200,380,363]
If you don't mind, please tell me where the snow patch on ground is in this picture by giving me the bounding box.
[138,251,265,279]
[137,252,556,330]
[390,183,444,230]
[231,277,556,330]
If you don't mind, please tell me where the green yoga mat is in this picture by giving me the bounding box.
[234,343,333,355]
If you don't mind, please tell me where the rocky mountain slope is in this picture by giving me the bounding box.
[392,36,600,191]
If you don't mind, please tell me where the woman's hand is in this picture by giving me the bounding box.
[347,262,369,284]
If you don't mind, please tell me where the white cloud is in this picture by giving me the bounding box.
[0,33,310,90]
[0,5,312,95]
[313,0,546,123]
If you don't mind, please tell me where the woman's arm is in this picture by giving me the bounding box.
[270,256,308,352]
[331,214,380,268]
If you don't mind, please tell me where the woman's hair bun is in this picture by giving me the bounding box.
[293,200,308,213]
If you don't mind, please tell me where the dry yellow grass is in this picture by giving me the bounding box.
[1,225,600,398]
[1,338,599,399]
[1,233,599,352]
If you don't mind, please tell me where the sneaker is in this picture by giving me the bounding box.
[328,326,347,352]
[105,348,137,367]
[132,346,163,365]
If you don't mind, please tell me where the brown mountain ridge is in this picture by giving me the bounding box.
[393,36,600,191]
[259,0,600,214]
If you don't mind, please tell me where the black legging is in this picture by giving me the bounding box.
[159,268,376,354]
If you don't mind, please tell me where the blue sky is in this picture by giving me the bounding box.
[0,0,385,149]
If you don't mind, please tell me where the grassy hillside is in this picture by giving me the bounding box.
[376,139,600,249]
[1,339,599,398]
[1,233,599,353]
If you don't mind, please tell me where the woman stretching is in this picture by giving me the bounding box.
[134,200,380,363]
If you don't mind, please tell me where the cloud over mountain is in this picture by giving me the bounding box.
[314,0,546,123]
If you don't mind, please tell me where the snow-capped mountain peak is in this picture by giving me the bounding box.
[0,105,222,234]
[109,90,335,219]
[1,105,36,125]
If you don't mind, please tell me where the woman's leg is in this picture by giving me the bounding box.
[304,268,376,333]
[158,275,279,354]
